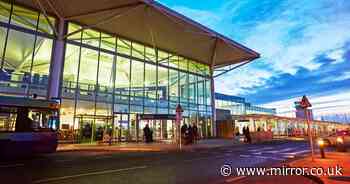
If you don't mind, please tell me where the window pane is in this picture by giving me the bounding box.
[62,44,80,95]
[0,27,6,62]
[115,56,130,105]
[144,63,156,99]
[11,5,39,31]
[189,74,197,104]
[178,57,188,71]
[98,52,114,88]
[4,29,34,73]
[197,76,205,105]
[157,66,168,109]
[179,71,188,104]
[117,38,131,56]
[206,78,211,105]
[31,36,53,75]
[145,46,156,63]
[144,63,156,113]
[3,29,35,95]
[158,50,168,66]
[78,48,98,93]
[169,55,178,68]
[67,23,82,40]
[130,60,144,105]
[96,52,114,115]
[82,29,100,47]
[131,42,144,59]
[38,13,55,34]
[169,69,178,104]
[0,1,11,23]
[100,33,115,52]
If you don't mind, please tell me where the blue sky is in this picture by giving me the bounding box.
[159,0,350,118]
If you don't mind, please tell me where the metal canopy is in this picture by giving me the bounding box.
[16,0,260,68]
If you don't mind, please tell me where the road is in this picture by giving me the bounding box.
[0,140,313,184]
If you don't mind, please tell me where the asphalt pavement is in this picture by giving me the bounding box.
[0,140,312,184]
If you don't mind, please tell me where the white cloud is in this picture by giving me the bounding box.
[318,71,350,84]
[215,65,272,95]
[327,49,345,64]
[262,90,350,118]
[243,14,350,75]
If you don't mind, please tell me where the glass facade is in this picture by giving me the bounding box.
[0,1,55,98]
[0,2,214,143]
[215,93,276,115]
[60,23,212,142]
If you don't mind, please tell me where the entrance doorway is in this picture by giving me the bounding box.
[75,114,113,143]
[112,113,137,142]
[138,114,177,142]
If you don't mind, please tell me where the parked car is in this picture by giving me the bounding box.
[319,130,350,147]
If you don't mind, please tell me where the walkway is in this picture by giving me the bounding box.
[57,139,238,152]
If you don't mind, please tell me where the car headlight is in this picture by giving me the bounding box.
[317,139,325,147]
[336,137,344,144]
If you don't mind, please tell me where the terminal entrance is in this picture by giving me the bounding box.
[138,114,178,143]
[72,114,183,143]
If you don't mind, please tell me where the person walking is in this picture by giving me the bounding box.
[246,126,252,144]
[188,125,193,144]
[181,124,188,145]
[242,126,247,142]
[192,124,198,144]
[143,124,151,143]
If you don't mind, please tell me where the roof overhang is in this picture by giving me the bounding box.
[15,0,260,67]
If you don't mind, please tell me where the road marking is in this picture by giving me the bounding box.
[0,163,24,168]
[265,150,280,153]
[278,148,295,152]
[239,154,250,158]
[284,150,309,155]
[254,155,284,161]
[248,147,274,152]
[226,176,246,183]
[32,165,148,184]
[252,152,262,155]
[283,155,295,159]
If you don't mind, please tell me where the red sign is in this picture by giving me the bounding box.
[175,104,183,125]
[176,104,183,112]
[300,95,312,108]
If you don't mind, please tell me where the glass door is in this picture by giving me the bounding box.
[113,113,129,142]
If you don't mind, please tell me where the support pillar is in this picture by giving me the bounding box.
[210,76,217,137]
[48,19,67,99]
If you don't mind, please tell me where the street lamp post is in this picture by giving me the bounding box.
[176,104,183,151]
[298,95,314,161]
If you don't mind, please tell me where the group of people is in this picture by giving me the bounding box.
[143,124,154,143]
[181,124,198,145]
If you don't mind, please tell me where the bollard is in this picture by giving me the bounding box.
[317,139,326,159]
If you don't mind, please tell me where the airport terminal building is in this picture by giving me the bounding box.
[0,0,259,142]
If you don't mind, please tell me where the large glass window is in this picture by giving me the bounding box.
[130,60,144,107]
[169,69,178,104]
[157,65,168,113]
[0,1,55,98]
[189,74,197,105]
[96,52,114,115]
[0,1,11,23]
[179,71,188,105]
[62,44,80,94]
[144,63,157,111]
[61,21,213,139]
